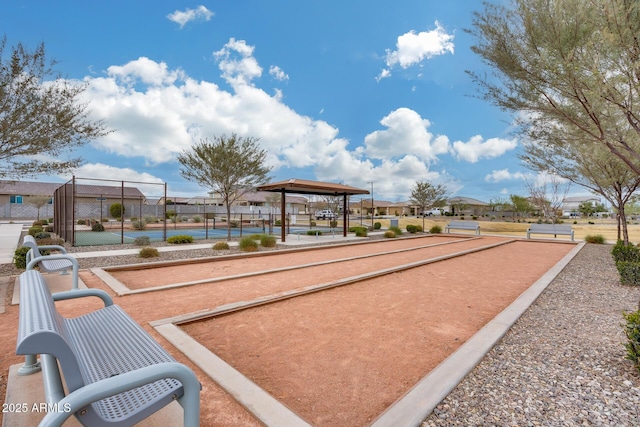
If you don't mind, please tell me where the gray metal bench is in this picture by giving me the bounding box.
[22,234,79,289]
[444,220,480,235]
[526,223,574,241]
[16,270,201,426]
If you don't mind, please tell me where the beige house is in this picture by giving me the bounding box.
[0,180,146,220]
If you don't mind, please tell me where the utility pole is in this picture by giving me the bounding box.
[367,181,374,227]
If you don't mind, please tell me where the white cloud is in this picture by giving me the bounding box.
[269,65,289,81]
[167,5,214,28]
[76,39,511,201]
[362,108,450,163]
[485,168,528,183]
[67,163,166,196]
[375,68,392,82]
[452,135,517,163]
[214,38,262,86]
[379,21,454,80]
[106,57,185,86]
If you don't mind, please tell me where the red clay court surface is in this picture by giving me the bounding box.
[68,234,579,426]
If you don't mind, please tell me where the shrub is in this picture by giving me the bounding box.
[415,225,423,232]
[138,247,159,258]
[13,246,30,269]
[35,232,51,240]
[110,203,124,219]
[193,215,202,223]
[384,230,396,238]
[329,220,338,228]
[623,309,640,374]
[349,226,368,236]
[37,237,64,247]
[406,224,417,233]
[389,225,403,236]
[239,236,259,252]
[612,240,640,263]
[275,219,282,226]
[131,220,146,230]
[213,241,230,250]
[77,219,86,225]
[584,234,605,244]
[260,234,277,247]
[374,222,381,230]
[91,222,105,232]
[355,228,368,237]
[134,236,151,246]
[165,210,176,219]
[617,261,640,286]
[429,225,442,234]
[28,226,43,237]
[167,235,194,244]
[181,216,189,223]
[310,221,316,227]
[306,230,323,236]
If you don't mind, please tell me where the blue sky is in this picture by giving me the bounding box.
[2,1,578,202]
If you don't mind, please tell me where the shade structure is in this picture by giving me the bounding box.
[257,179,370,241]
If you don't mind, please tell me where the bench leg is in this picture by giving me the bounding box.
[18,354,41,375]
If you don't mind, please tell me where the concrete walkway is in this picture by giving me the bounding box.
[0,223,25,264]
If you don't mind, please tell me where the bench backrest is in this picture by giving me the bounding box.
[22,235,44,258]
[448,221,479,228]
[16,270,85,391]
[529,224,572,232]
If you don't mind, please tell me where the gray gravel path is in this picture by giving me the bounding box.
[422,243,640,426]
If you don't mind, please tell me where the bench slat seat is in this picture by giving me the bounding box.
[526,224,574,241]
[16,270,200,426]
[22,235,79,289]
[444,221,480,235]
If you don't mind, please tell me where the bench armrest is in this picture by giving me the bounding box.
[36,245,68,253]
[26,253,78,269]
[38,362,201,427]
[52,289,113,307]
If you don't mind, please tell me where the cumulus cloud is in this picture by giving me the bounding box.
[214,38,262,86]
[485,168,528,183]
[269,65,289,81]
[167,5,214,28]
[451,135,517,163]
[76,38,512,201]
[378,21,454,81]
[362,108,450,163]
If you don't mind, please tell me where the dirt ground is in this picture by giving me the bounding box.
[0,235,575,426]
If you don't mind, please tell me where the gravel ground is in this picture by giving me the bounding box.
[422,243,640,426]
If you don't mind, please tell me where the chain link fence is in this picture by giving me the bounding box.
[53,177,318,246]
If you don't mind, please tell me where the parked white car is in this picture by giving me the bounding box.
[315,209,338,220]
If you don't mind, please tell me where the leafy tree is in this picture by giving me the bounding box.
[468,0,640,175]
[178,134,272,240]
[110,203,124,220]
[578,201,595,218]
[522,128,640,242]
[509,194,533,219]
[409,181,448,230]
[488,197,512,215]
[0,37,109,178]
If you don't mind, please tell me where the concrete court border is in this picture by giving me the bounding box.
[92,235,484,296]
[153,239,584,426]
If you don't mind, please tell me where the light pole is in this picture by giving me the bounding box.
[367,181,374,227]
